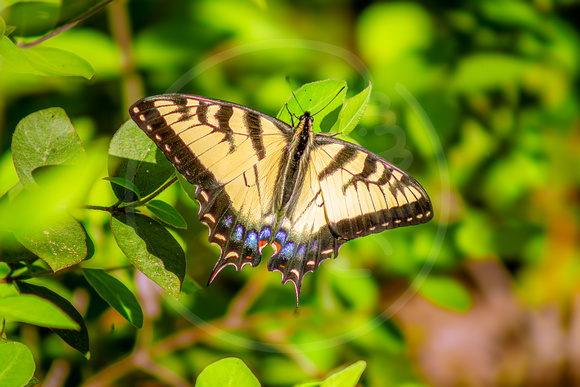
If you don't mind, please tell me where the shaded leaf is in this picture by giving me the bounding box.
[181,276,202,296]
[103,177,141,199]
[108,120,174,202]
[146,200,187,229]
[111,212,185,299]
[0,294,79,329]
[196,357,260,387]
[0,342,35,387]
[16,281,90,357]
[11,107,85,187]
[83,269,143,328]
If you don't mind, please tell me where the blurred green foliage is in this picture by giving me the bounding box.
[1,0,580,386]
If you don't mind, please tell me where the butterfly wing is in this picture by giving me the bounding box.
[313,135,433,238]
[130,94,291,279]
[266,134,433,301]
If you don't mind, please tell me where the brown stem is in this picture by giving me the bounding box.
[18,0,115,49]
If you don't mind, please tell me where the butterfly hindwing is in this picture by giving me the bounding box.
[312,136,433,239]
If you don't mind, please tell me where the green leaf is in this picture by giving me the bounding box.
[277,79,347,133]
[196,357,260,387]
[337,82,372,135]
[0,342,35,387]
[83,269,143,329]
[111,212,185,299]
[320,361,366,387]
[0,36,41,75]
[0,16,6,36]
[177,173,198,203]
[146,200,187,229]
[103,177,141,199]
[416,276,472,312]
[0,36,94,78]
[108,120,174,203]
[15,281,90,357]
[15,214,87,272]
[11,107,85,187]
[22,46,94,78]
[181,276,202,295]
[0,294,79,329]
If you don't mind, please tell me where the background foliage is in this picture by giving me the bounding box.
[1,0,580,386]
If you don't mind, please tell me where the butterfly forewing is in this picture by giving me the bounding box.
[130,94,289,278]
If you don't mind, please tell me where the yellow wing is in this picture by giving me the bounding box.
[266,135,433,301]
[130,94,290,280]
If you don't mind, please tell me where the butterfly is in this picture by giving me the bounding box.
[129,93,433,305]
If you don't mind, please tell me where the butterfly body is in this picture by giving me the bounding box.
[130,93,433,304]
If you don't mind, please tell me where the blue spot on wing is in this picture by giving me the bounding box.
[296,245,306,260]
[259,228,272,241]
[278,242,295,260]
[274,230,287,245]
[233,225,244,241]
[245,231,258,250]
[223,215,233,227]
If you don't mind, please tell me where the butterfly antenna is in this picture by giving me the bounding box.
[311,86,346,117]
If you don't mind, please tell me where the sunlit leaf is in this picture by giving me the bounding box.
[196,357,260,387]
[15,214,87,271]
[83,269,143,328]
[111,212,184,299]
[16,281,90,357]
[0,342,35,387]
[11,107,85,187]
[277,79,347,133]
[337,82,372,135]
[0,294,79,329]
[321,360,366,387]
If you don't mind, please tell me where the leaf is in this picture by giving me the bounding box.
[337,81,372,135]
[416,276,472,312]
[320,361,366,387]
[277,79,347,133]
[196,357,260,387]
[177,173,198,203]
[111,212,185,299]
[83,269,143,328]
[108,120,174,203]
[0,36,94,78]
[0,294,79,329]
[15,214,87,272]
[103,177,141,199]
[181,276,202,295]
[0,342,35,387]
[15,281,90,357]
[146,200,187,229]
[21,46,94,79]
[11,107,85,187]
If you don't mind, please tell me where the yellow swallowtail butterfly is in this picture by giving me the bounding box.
[130,93,433,305]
